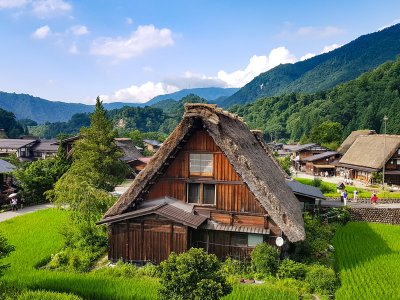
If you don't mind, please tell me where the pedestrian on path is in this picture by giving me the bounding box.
[10,197,18,211]
[353,190,358,202]
[343,190,348,206]
[371,193,378,207]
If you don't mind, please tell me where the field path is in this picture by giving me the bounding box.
[0,203,53,222]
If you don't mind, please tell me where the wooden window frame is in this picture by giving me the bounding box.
[189,153,213,177]
[186,182,216,206]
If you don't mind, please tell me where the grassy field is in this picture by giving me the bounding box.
[0,209,305,299]
[295,178,400,198]
[333,222,400,299]
[0,209,159,300]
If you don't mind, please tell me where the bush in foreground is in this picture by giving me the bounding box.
[305,264,337,294]
[159,248,232,300]
[251,243,279,276]
[277,259,306,280]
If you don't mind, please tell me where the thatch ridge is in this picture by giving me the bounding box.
[104,103,305,242]
[338,130,376,155]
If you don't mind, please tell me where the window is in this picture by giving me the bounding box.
[247,234,264,247]
[187,183,216,205]
[190,153,213,176]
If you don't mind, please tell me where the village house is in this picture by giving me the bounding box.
[338,135,400,185]
[31,140,59,160]
[61,136,151,175]
[0,139,38,160]
[143,139,162,153]
[98,104,305,264]
[285,143,329,171]
[303,151,341,176]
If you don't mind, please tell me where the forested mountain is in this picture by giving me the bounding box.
[223,23,400,107]
[0,88,237,123]
[145,87,238,106]
[231,56,400,143]
[0,92,93,123]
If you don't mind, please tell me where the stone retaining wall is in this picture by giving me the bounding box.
[349,207,400,224]
[328,197,400,203]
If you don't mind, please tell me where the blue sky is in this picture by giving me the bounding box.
[1,0,400,104]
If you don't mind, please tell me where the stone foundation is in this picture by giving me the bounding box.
[350,207,400,224]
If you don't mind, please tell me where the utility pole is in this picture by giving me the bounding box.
[382,115,388,189]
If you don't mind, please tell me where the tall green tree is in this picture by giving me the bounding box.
[49,97,127,247]
[72,97,127,191]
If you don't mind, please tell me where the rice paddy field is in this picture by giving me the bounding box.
[333,222,400,300]
[0,209,303,299]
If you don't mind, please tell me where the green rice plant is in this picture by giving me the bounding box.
[333,222,400,299]
[222,283,299,300]
[17,290,83,300]
[0,209,159,300]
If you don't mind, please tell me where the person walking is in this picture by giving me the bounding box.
[353,190,358,202]
[10,197,18,211]
[371,193,378,207]
[343,190,348,206]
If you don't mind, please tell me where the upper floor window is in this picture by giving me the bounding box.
[187,183,216,205]
[190,153,213,176]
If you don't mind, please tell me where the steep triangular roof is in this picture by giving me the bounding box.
[104,104,305,242]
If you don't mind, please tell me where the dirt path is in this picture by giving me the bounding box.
[0,203,53,222]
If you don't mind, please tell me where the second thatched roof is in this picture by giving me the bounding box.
[339,134,400,170]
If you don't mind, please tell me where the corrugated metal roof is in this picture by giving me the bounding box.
[32,140,59,152]
[98,200,207,228]
[143,139,161,146]
[0,139,38,149]
[0,159,16,173]
[286,179,325,199]
[302,151,339,162]
[201,221,270,235]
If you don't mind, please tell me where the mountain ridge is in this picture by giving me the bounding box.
[222,23,400,107]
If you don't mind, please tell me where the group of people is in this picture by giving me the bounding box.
[10,196,18,211]
[340,189,378,206]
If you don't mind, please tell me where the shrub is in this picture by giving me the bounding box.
[92,260,138,278]
[137,263,159,277]
[277,259,306,280]
[221,258,250,277]
[305,264,337,294]
[17,290,83,300]
[251,243,279,276]
[159,248,232,300]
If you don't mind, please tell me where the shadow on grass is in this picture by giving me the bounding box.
[332,222,393,270]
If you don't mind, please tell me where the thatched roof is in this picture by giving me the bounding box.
[114,138,142,162]
[302,151,339,162]
[104,103,305,242]
[338,130,376,155]
[339,135,400,170]
[0,139,38,149]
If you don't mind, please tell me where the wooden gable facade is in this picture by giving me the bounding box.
[100,104,305,264]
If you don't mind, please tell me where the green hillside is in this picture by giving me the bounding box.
[231,56,400,142]
[223,23,400,107]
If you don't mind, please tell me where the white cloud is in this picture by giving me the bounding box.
[69,43,78,54]
[31,25,51,39]
[217,47,297,87]
[0,0,28,9]
[68,25,89,36]
[101,81,180,103]
[165,71,227,89]
[300,53,315,61]
[126,17,133,25]
[321,43,342,53]
[90,24,175,60]
[297,26,344,38]
[31,0,71,18]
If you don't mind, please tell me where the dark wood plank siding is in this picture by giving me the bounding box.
[109,220,187,264]
[144,129,267,215]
